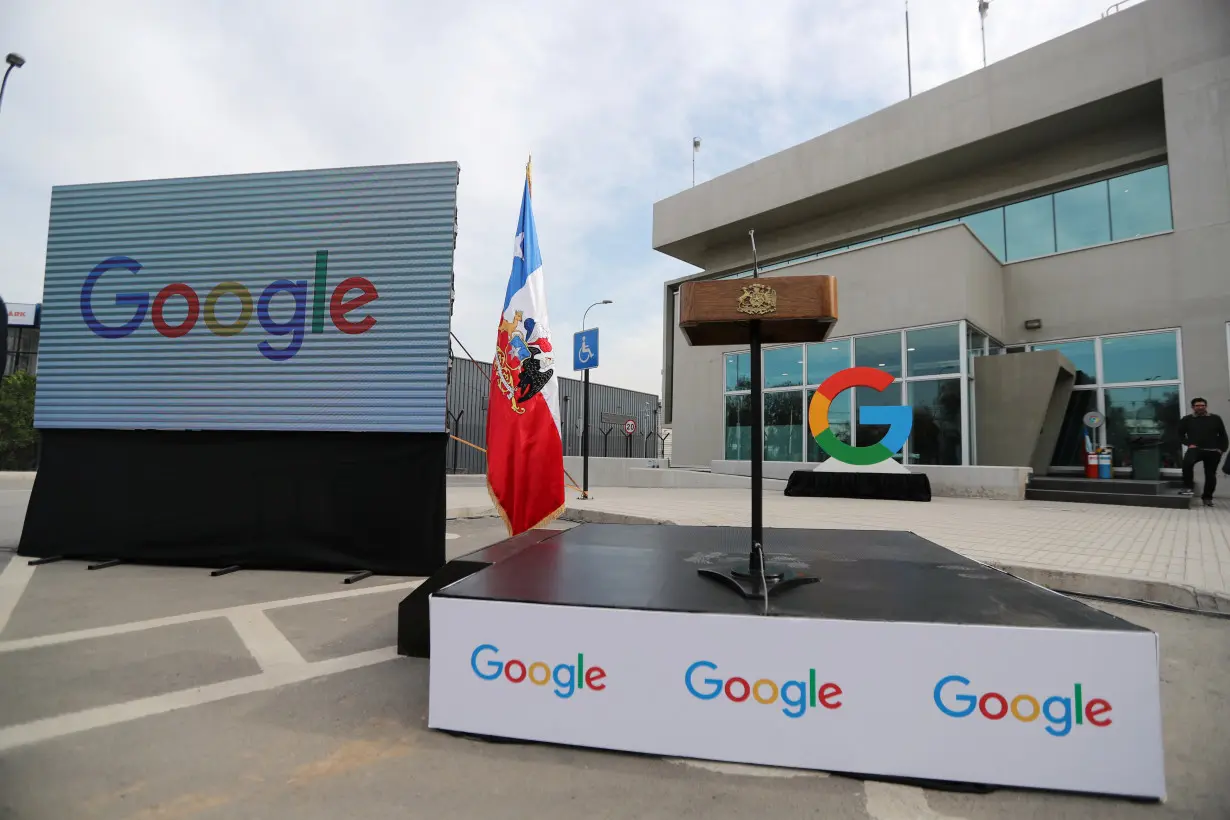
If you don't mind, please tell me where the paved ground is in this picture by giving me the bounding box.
[453,485,1230,605]
[1,481,1229,818]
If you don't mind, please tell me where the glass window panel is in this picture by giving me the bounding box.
[764,390,804,462]
[967,328,988,372]
[1101,331,1178,384]
[906,324,960,377]
[1054,180,1110,252]
[1104,385,1182,469]
[1005,196,1056,260]
[856,382,903,458]
[724,352,750,392]
[907,379,963,465]
[1110,166,1172,240]
[806,388,851,462]
[806,338,851,386]
[724,395,752,460]
[1031,339,1096,386]
[960,209,1006,261]
[1049,389,1100,467]
[855,332,902,378]
[764,345,804,389]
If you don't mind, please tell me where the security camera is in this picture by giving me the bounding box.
[5,54,25,68]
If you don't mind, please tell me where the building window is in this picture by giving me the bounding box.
[1054,180,1111,252]
[1005,196,1057,261]
[763,345,804,388]
[854,333,902,378]
[1110,166,1172,240]
[724,352,751,392]
[908,379,963,466]
[765,390,805,462]
[906,324,960,377]
[712,164,1172,280]
[1028,330,1183,471]
[723,322,981,467]
[724,394,751,460]
[806,339,850,386]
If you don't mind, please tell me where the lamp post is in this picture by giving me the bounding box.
[692,137,701,187]
[0,53,26,117]
[580,299,613,499]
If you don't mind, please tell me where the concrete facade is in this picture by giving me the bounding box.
[654,0,1230,470]
[974,351,1076,475]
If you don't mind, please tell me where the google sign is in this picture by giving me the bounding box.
[470,644,607,699]
[685,660,843,719]
[934,675,1112,737]
[80,251,378,362]
[810,366,912,466]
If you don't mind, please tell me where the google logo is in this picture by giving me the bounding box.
[470,644,607,700]
[809,367,912,466]
[79,250,379,362]
[934,675,1112,737]
[685,661,843,719]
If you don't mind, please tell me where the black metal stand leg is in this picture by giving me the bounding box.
[87,559,123,571]
[696,234,819,603]
[27,555,63,566]
[344,570,374,585]
[210,565,242,577]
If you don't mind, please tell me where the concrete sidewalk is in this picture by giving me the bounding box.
[448,485,1230,614]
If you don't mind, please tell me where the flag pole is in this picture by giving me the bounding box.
[526,155,532,197]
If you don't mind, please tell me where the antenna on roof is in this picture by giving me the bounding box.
[978,0,993,68]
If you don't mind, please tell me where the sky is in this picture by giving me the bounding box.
[1,0,1141,396]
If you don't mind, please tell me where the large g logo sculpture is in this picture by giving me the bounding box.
[809,367,912,466]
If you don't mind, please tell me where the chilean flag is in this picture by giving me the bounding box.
[485,167,565,535]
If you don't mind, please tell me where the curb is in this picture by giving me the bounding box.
[989,563,1230,617]
[562,507,671,526]
[560,507,1230,617]
[447,506,496,520]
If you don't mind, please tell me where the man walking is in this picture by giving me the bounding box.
[1178,397,1228,507]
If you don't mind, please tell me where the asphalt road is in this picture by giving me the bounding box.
[0,499,1227,819]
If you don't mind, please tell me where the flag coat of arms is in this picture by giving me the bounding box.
[486,167,565,534]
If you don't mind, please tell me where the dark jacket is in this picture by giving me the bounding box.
[1178,413,1229,451]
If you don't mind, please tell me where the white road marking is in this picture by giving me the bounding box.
[0,555,36,638]
[227,607,307,671]
[0,646,401,753]
[864,782,967,820]
[0,579,423,655]
[666,758,827,778]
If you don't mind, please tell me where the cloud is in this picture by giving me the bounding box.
[1,0,1129,396]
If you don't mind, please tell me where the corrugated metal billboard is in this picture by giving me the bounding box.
[35,162,459,432]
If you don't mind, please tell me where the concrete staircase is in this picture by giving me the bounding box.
[1025,476,1191,509]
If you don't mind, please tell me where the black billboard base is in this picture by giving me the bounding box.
[18,429,447,577]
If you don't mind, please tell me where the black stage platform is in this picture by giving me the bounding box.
[415,523,1165,799]
[785,470,932,502]
[416,524,1138,629]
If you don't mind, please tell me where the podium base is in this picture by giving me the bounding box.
[697,565,820,599]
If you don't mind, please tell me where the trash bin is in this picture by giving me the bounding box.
[1130,436,1162,481]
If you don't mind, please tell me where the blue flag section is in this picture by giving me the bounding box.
[574,328,599,371]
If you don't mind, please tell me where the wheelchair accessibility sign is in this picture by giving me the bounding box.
[573,329,599,371]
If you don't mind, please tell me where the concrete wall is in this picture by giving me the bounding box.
[973,351,1076,473]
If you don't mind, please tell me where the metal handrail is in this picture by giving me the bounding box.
[1103,0,1133,17]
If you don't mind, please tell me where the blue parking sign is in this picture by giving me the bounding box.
[574,329,599,371]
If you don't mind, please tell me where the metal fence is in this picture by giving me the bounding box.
[446,355,664,474]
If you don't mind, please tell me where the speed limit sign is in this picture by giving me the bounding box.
[624,419,637,435]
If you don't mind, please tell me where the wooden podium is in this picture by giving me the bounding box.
[678,253,838,599]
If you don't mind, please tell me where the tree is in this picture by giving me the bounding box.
[0,371,37,470]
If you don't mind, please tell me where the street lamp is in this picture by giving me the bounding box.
[0,53,26,117]
[579,299,613,499]
[978,1,993,68]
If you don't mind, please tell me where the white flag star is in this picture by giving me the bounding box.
[513,232,524,260]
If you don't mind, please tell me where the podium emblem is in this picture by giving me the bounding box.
[737,283,777,316]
